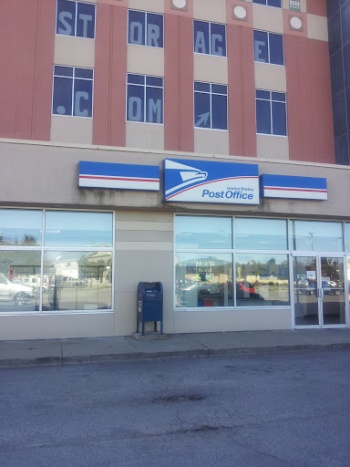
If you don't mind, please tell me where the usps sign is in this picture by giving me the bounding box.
[164,159,259,205]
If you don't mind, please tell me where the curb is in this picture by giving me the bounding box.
[1,342,350,368]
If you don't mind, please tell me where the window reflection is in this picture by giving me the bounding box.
[45,211,113,247]
[175,216,232,249]
[43,251,112,311]
[235,254,289,306]
[0,251,41,311]
[235,218,287,250]
[293,221,343,252]
[0,209,42,246]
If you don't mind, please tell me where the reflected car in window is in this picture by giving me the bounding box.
[0,273,35,306]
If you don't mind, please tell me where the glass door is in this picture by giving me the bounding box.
[293,255,346,327]
[320,256,346,325]
[294,256,319,326]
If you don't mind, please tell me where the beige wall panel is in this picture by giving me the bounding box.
[114,248,174,335]
[117,221,172,231]
[253,4,283,34]
[0,313,114,340]
[127,45,164,76]
[255,63,286,92]
[257,134,289,160]
[126,122,164,150]
[54,36,95,68]
[173,309,291,333]
[193,0,227,23]
[194,129,229,155]
[128,0,164,13]
[194,54,228,84]
[1,140,350,219]
[51,116,93,144]
[307,14,328,42]
[117,211,173,223]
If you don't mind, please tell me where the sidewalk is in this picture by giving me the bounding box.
[1,328,350,368]
[0,329,350,367]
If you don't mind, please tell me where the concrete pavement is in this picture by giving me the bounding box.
[1,328,350,367]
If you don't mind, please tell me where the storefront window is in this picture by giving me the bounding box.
[235,254,289,306]
[174,215,290,308]
[0,209,113,313]
[175,253,233,307]
[292,221,343,252]
[43,251,112,311]
[234,218,287,250]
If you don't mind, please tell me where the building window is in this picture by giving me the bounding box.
[127,74,163,124]
[0,209,113,313]
[256,90,287,136]
[52,66,93,117]
[175,215,290,308]
[254,30,284,65]
[56,0,95,38]
[128,10,164,48]
[193,20,226,57]
[289,0,301,11]
[253,0,281,7]
[194,82,228,130]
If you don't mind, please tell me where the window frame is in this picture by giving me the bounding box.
[255,89,287,136]
[174,215,291,309]
[193,20,227,57]
[194,81,228,130]
[52,65,94,118]
[56,0,96,39]
[0,209,114,314]
[254,30,284,66]
[127,9,164,48]
[126,73,164,124]
[253,0,282,7]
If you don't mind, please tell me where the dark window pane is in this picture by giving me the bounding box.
[256,99,271,134]
[127,74,144,85]
[212,94,228,130]
[269,33,284,65]
[272,101,287,135]
[77,2,95,38]
[73,78,93,117]
[75,68,93,79]
[256,89,270,99]
[53,77,73,115]
[147,13,163,47]
[211,23,226,57]
[194,20,209,54]
[127,84,144,121]
[194,81,210,92]
[146,76,163,87]
[54,66,73,77]
[212,84,227,95]
[272,92,285,102]
[128,10,145,45]
[268,0,281,7]
[146,86,163,124]
[253,0,266,5]
[56,0,75,36]
[194,92,210,128]
[254,30,268,62]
